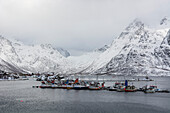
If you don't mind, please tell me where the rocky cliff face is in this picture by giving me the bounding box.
[56,48,70,57]
[154,30,170,71]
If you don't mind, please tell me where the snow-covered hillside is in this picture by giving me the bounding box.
[66,51,102,74]
[82,18,170,76]
[0,37,69,73]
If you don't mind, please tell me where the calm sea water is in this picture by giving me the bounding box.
[0,76,170,113]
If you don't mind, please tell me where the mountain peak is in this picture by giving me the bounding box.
[125,19,144,31]
[95,45,110,52]
[160,17,170,25]
[40,44,54,50]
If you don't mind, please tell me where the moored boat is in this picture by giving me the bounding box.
[88,81,102,90]
[88,86,101,90]
[65,79,88,90]
[116,85,125,92]
[144,88,155,93]
[40,81,52,88]
[109,82,122,91]
[144,85,157,93]
[124,85,137,92]
[73,83,88,90]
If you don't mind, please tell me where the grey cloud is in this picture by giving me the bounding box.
[0,0,170,55]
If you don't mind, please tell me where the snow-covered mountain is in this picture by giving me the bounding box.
[1,17,170,76]
[82,18,170,76]
[0,36,105,74]
[0,37,69,73]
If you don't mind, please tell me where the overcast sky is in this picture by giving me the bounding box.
[0,0,170,55]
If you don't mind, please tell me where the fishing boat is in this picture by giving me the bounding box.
[109,82,122,91]
[116,80,127,92]
[66,83,74,89]
[65,79,88,90]
[149,86,159,92]
[40,81,52,88]
[144,85,158,93]
[88,86,101,90]
[88,81,102,90]
[116,85,126,92]
[124,85,137,92]
[144,88,155,93]
[123,80,137,92]
[137,85,147,91]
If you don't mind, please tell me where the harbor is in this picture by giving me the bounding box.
[0,76,170,113]
[32,75,169,93]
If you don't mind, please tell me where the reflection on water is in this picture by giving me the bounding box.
[0,76,170,113]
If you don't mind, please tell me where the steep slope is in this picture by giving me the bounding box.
[83,18,170,75]
[56,48,70,57]
[0,36,25,72]
[154,30,170,71]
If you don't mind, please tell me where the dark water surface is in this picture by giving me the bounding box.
[0,76,170,113]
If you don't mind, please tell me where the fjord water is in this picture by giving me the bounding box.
[0,76,170,113]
